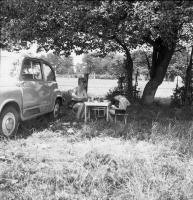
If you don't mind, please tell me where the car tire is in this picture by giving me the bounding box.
[0,106,19,138]
[50,99,61,120]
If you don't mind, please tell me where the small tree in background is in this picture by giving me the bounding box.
[81,53,125,78]
[81,53,125,92]
[171,46,193,107]
[166,50,189,81]
[132,48,152,81]
[41,53,73,75]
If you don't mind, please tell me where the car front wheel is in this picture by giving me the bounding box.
[51,100,61,119]
[0,106,19,137]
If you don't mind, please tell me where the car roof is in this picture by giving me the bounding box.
[23,56,53,68]
[1,53,52,66]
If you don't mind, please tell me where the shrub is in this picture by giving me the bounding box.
[171,86,193,107]
[62,90,73,107]
[105,86,140,103]
[171,86,185,107]
[105,87,125,103]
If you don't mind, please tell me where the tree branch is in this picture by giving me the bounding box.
[174,46,186,53]
[0,42,7,48]
[143,35,155,46]
[97,32,132,63]
[96,33,115,40]
[143,51,151,72]
[142,30,155,46]
[113,36,129,54]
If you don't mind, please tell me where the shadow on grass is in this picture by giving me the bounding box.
[15,106,77,139]
[4,103,193,148]
[74,103,193,141]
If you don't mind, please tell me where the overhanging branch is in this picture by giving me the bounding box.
[174,46,186,53]
[113,36,131,57]
[142,30,155,46]
[143,51,151,72]
[143,35,155,46]
[96,33,115,40]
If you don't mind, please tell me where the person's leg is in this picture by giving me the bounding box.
[76,103,84,120]
[72,103,78,113]
[73,103,81,119]
[80,103,85,119]
[109,109,115,121]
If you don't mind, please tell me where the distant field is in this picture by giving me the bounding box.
[56,77,178,98]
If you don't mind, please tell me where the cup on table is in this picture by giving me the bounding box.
[94,97,99,102]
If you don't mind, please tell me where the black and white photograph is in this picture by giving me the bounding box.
[0,0,193,199]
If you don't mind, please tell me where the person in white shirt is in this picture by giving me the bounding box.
[109,95,131,121]
[71,78,88,120]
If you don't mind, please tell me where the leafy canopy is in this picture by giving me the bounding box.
[1,0,193,57]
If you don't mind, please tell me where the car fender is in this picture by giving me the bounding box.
[0,99,22,118]
[0,85,23,118]
[51,91,63,110]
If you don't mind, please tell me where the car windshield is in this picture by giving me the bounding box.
[0,56,20,79]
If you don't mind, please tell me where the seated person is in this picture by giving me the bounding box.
[71,77,88,120]
[109,95,131,121]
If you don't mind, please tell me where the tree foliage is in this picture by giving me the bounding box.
[132,48,152,79]
[133,1,193,103]
[1,0,193,59]
[1,0,193,103]
[82,53,125,77]
[166,49,189,81]
[41,53,73,74]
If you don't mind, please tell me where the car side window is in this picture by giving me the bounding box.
[43,63,55,81]
[21,59,43,81]
[32,61,43,80]
[21,59,33,80]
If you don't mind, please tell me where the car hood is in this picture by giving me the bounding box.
[0,78,18,87]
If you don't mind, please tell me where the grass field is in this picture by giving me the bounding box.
[56,77,177,98]
[0,76,189,200]
[1,104,193,200]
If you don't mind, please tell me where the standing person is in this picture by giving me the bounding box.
[71,77,88,120]
[109,95,131,121]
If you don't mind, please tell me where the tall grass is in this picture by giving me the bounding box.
[1,104,193,199]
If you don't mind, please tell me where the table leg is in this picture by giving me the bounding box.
[85,105,87,123]
[88,106,90,121]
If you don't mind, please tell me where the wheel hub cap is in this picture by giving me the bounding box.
[2,112,16,136]
[54,104,60,118]
[5,118,14,130]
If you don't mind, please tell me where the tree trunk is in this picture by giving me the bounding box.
[184,46,193,105]
[84,73,89,92]
[142,80,161,104]
[124,50,134,102]
[113,36,133,102]
[142,37,175,104]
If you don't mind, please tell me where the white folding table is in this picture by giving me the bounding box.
[84,101,110,122]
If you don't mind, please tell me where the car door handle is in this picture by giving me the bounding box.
[20,81,25,86]
[16,81,25,87]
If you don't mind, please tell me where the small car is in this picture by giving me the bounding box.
[0,54,63,137]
